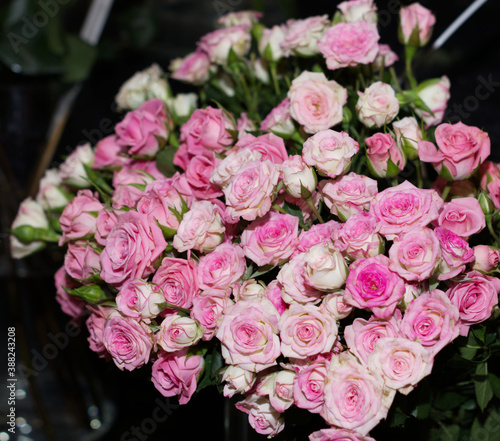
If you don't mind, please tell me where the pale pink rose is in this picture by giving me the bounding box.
[317,21,380,70]
[59,190,103,245]
[278,253,324,305]
[322,353,394,435]
[222,365,256,397]
[259,25,286,61]
[414,76,450,127]
[288,72,348,134]
[92,135,127,169]
[236,112,256,139]
[223,159,279,222]
[388,227,440,281]
[157,314,203,352]
[100,210,167,288]
[303,243,348,292]
[309,428,376,441]
[399,3,436,46]
[266,280,288,316]
[303,130,358,178]
[64,241,101,282]
[58,143,93,188]
[115,99,169,157]
[216,300,281,372]
[280,304,338,359]
[356,82,400,129]
[473,245,500,272]
[338,0,377,23]
[210,148,262,189]
[173,200,225,253]
[320,290,353,320]
[170,49,211,85]
[260,97,295,137]
[372,44,399,70]
[241,211,299,267]
[446,271,500,336]
[151,348,204,405]
[334,211,383,260]
[233,279,267,302]
[365,132,405,177]
[419,122,490,180]
[344,255,405,318]
[35,168,70,210]
[116,279,165,320]
[256,369,296,412]
[320,172,378,221]
[370,180,443,240]
[436,197,486,238]
[198,24,251,64]
[103,312,153,371]
[191,291,233,340]
[368,337,433,394]
[152,257,199,310]
[392,116,422,160]
[54,266,86,319]
[185,153,223,199]
[295,221,342,256]
[95,209,118,246]
[235,395,284,437]
[281,155,318,198]
[217,10,261,27]
[86,306,114,359]
[180,106,234,157]
[234,133,288,164]
[281,15,330,57]
[344,315,402,365]
[401,289,460,355]
[435,227,475,280]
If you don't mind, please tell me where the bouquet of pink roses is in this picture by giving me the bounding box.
[10,1,500,440]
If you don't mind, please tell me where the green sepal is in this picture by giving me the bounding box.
[63,284,112,304]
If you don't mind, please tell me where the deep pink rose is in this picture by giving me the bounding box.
[309,428,376,441]
[418,122,490,180]
[370,180,443,240]
[198,24,251,65]
[185,153,223,199]
[86,306,114,359]
[399,3,436,46]
[317,20,379,70]
[446,271,500,336]
[54,266,86,319]
[235,395,284,437]
[92,135,127,169]
[344,255,405,318]
[401,289,460,355]
[152,348,204,404]
[266,280,288,316]
[435,227,475,280]
[234,133,288,164]
[100,210,167,288]
[170,49,210,85]
[191,291,233,340]
[288,71,347,134]
[103,312,154,371]
[473,245,500,273]
[281,15,330,57]
[435,197,486,238]
[64,241,101,282]
[365,132,405,177]
[59,190,103,245]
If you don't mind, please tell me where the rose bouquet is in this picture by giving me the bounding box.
[10,1,500,440]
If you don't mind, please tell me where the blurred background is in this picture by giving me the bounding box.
[1,1,499,440]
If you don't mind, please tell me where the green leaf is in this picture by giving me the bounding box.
[473,326,486,343]
[250,265,275,279]
[434,391,468,411]
[156,221,177,239]
[64,284,111,304]
[282,200,305,227]
[156,146,178,178]
[475,362,493,412]
[488,373,500,399]
[196,345,224,392]
[460,332,479,360]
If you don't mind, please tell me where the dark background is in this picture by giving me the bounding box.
[1,1,499,440]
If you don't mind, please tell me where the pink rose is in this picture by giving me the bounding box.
[241,211,299,267]
[210,148,262,189]
[320,291,353,320]
[321,353,394,435]
[446,271,500,335]
[223,159,279,222]
[399,3,435,46]
[115,99,169,157]
[309,428,376,441]
[151,348,204,404]
[191,291,233,340]
[216,300,281,372]
[435,197,486,238]
[419,122,490,180]
[281,15,330,57]
[152,257,199,310]
[198,25,251,65]
[293,354,331,414]
[234,133,288,164]
[170,49,210,85]
[368,337,433,394]
[95,209,118,246]
[157,314,203,352]
[303,130,359,178]
[279,304,337,359]
[401,289,460,355]
[344,255,405,318]
[260,97,295,137]
[356,82,400,129]
[59,190,103,245]
[373,44,399,70]
[185,153,223,199]
[295,220,342,256]
[116,279,165,319]
[344,315,402,365]
[473,245,500,273]
[86,306,113,359]
[317,20,379,70]
[100,210,167,288]
[370,180,443,240]
[288,71,347,134]
[320,172,377,221]
[54,266,86,319]
[92,135,127,169]
[435,227,475,280]
[365,132,405,177]
[235,395,284,437]
[266,280,288,316]
[64,241,101,282]
[414,76,450,127]
[103,312,153,371]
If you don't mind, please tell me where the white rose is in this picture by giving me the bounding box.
[356,81,399,128]
[58,143,94,188]
[320,290,353,320]
[234,279,266,302]
[259,25,286,61]
[414,76,451,128]
[222,365,257,397]
[392,116,423,160]
[281,155,317,198]
[36,168,70,210]
[304,243,348,292]
[338,0,378,23]
[166,93,197,120]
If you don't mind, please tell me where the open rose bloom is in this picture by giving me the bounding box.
[10,2,500,440]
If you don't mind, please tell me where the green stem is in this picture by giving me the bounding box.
[269,61,281,96]
[405,45,418,89]
[487,219,500,246]
[441,181,453,202]
[389,67,403,92]
[306,196,324,223]
[415,160,423,188]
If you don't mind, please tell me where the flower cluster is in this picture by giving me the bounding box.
[10,2,500,440]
